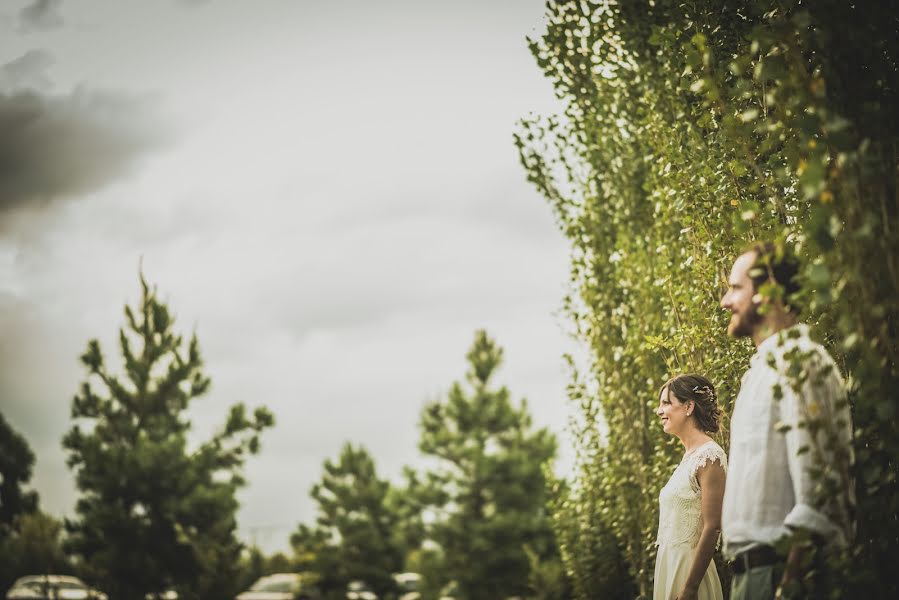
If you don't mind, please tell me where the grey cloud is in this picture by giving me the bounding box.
[0,86,168,213]
[0,291,78,456]
[0,49,54,92]
[18,0,64,32]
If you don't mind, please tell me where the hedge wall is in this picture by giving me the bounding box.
[517,1,898,597]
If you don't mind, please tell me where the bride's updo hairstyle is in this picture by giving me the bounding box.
[661,374,721,434]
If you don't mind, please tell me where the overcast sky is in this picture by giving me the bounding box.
[0,0,575,553]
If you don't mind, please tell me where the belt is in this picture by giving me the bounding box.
[729,545,780,575]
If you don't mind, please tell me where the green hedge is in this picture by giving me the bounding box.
[517,1,898,597]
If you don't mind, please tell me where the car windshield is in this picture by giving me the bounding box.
[18,580,86,593]
[57,582,87,590]
[250,578,297,593]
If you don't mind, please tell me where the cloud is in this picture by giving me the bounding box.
[0,83,169,214]
[18,0,64,32]
[0,288,77,451]
[0,49,54,92]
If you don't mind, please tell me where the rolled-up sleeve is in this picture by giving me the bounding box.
[780,352,850,545]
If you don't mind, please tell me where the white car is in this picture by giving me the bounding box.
[5,575,107,600]
[236,574,320,600]
[144,591,178,600]
[345,581,377,600]
[392,573,421,600]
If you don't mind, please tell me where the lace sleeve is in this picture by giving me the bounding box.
[689,442,727,492]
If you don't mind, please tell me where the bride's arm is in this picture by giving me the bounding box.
[677,460,726,600]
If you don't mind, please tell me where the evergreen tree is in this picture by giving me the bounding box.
[0,411,39,533]
[3,511,72,577]
[417,330,559,600]
[62,273,274,600]
[291,524,340,598]
[0,412,45,592]
[291,443,404,599]
[384,466,427,566]
[0,511,74,594]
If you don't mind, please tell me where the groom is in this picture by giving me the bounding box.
[719,242,853,599]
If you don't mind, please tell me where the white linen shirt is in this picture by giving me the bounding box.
[721,324,853,558]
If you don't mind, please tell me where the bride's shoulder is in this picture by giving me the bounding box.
[691,439,727,471]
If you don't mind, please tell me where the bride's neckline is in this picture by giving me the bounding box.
[683,439,714,457]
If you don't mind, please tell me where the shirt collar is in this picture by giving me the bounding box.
[749,323,810,366]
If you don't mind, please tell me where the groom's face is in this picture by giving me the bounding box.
[721,251,762,338]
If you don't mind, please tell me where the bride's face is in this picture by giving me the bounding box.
[656,386,692,437]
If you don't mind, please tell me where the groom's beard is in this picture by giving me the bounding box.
[728,301,763,339]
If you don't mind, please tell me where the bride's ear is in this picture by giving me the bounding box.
[687,401,694,416]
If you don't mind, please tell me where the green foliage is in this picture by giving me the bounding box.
[0,412,39,532]
[518,0,898,597]
[524,541,571,600]
[545,457,635,600]
[291,443,405,599]
[416,330,560,600]
[62,272,274,600]
[0,412,46,592]
[0,511,73,593]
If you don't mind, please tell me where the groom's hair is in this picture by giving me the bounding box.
[745,241,802,315]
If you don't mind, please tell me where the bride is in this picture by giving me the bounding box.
[654,374,727,600]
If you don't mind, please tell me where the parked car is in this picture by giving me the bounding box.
[144,591,178,600]
[236,573,320,600]
[391,573,421,600]
[5,575,107,600]
[344,581,377,600]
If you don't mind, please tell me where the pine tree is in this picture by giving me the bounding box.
[417,330,559,600]
[292,443,404,599]
[62,273,274,600]
[0,412,39,533]
[0,412,45,591]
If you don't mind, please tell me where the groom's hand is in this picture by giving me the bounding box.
[777,541,810,598]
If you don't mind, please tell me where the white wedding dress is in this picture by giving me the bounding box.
[653,440,727,600]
